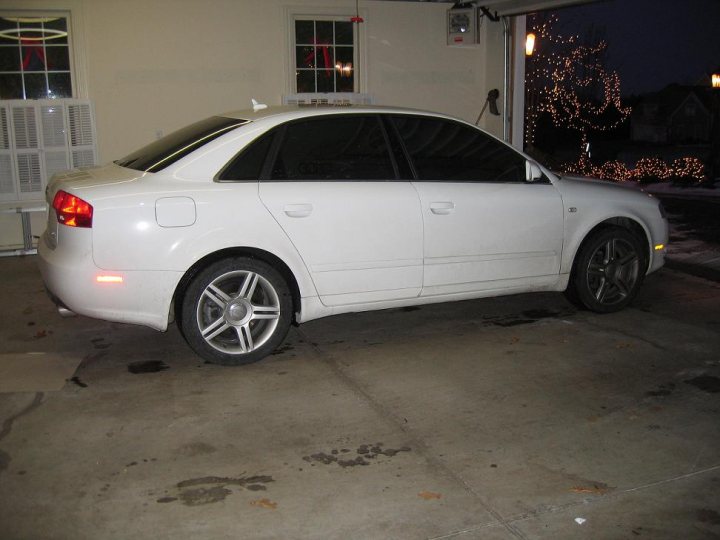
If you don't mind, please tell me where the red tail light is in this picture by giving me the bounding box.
[52,190,93,228]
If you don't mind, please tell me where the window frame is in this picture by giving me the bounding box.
[284,7,367,97]
[0,10,78,100]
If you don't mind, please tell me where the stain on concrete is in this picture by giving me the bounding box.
[303,443,411,468]
[0,449,9,473]
[685,375,720,394]
[179,486,232,506]
[127,360,169,374]
[484,308,575,328]
[176,442,217,457]
[70,376,87,388]
[0,392,44,477]
[90,337,111,350]
[697,509,720,524]
[271,344,294,356]
[645,383,676,397]
[156,475,274,506]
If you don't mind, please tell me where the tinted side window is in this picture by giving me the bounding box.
[116,116,246,173]
[218,131,275,181]
[270,116,395,180]
[392,116,526,182]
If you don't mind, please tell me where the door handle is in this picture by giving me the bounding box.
[283,203,313,218]
[430,202,455,215]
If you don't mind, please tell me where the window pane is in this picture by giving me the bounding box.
[335,69,354,92]
[44,17,68,44]
[316,69,334,92]
[271,116,395,181]
[45,46,70,71]
[335,21,353,45]
[335,47,353,92]
[0,18,17,44]
[315,46,333,69]
[18,21,44,41]
[315,21,333,44]
[116,116,246,173]
[392,116,526,182]
[48,72,71,98]
[296,70,315,93]
[0,47,20,71]
[296,46,315,69]
[21,46,46,71]
[219,131,274,180]
[295,20,314,44]
[0,73,23,99]
[24,72,47,98]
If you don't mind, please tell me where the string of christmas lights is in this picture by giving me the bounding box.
[525,15,631,148]
[563,156,706,182]
[526,14,707,184]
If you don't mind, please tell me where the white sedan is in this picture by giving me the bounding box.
[38,105,668,365]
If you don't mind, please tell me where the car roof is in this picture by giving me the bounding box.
[218,104,457,123]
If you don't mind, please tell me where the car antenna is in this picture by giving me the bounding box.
[251,99,268,112]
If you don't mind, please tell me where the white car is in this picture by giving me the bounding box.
[38,105,669,365]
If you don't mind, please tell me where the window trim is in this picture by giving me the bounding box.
[284,6,367,96]
[0,5,87,99]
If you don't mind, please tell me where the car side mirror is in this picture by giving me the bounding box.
[525,161,543,183]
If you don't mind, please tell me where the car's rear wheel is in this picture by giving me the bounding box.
[180,257,292,365]
[570,227,646,313]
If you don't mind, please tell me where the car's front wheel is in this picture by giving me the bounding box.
[569,227,646,313]
[180,257,293,365]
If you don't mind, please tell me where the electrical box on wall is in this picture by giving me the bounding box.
[447,5,480,47]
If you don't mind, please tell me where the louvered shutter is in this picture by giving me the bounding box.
[11,104,43,201]
[0,105,15,200]
[41,104,70,182]
[0,99,97,203]
[67,102,96,168]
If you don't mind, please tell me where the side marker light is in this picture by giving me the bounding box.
[96,275,124,283]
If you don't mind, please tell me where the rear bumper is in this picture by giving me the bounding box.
[37,230,182,331]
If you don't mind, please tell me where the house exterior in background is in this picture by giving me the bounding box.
[0,0,593,249]
[631,85,712,144]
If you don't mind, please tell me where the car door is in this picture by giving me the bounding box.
[390,115,564,296]
[258,114,423,307]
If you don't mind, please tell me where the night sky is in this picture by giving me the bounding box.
[552,0,720,96]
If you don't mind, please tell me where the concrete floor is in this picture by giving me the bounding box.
[1,256,719,540]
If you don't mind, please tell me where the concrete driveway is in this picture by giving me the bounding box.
[1,256,719,539]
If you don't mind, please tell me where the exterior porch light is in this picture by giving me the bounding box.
[712,73,720,88]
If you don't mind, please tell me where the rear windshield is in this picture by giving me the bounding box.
[115,116,247,173]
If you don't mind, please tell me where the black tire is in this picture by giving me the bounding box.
[180,257,293,365]
[569,227,646,313]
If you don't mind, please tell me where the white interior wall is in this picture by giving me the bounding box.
[0,0,510,248]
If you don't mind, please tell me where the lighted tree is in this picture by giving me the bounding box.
[525,15,631,169]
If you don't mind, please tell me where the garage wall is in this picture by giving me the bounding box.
[0,0,509,248]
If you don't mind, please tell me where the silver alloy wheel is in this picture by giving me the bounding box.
[585,237,640,306]
[196,270,281,354]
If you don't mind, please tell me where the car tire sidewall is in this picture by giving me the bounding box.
[572,227,647,314]
[180,257,293,365]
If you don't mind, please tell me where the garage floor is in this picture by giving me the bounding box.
[1,256,719,540]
